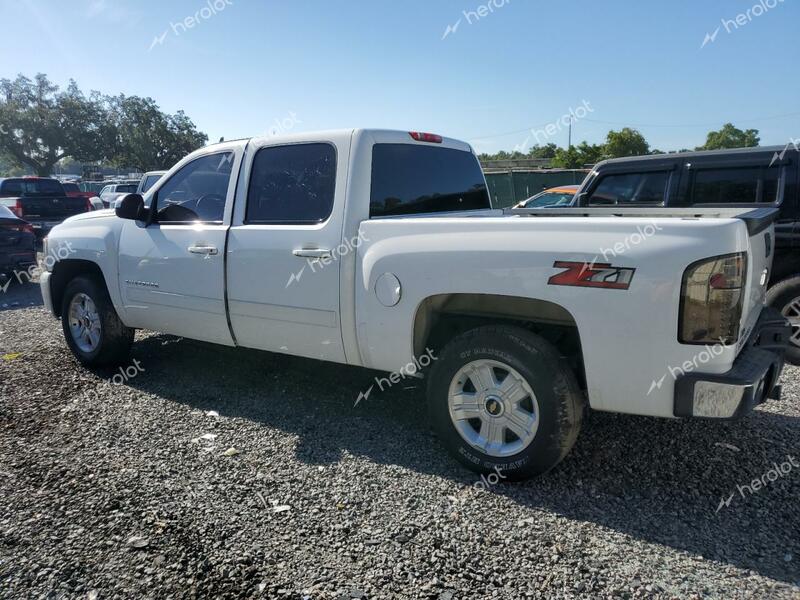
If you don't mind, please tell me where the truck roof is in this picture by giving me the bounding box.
[204,129,474,152]
[594,145,789,169]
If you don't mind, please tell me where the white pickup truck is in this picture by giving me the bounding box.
[40,129,791,480]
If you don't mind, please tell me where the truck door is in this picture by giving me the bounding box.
[117,144,245,344]
[226,134,352,363]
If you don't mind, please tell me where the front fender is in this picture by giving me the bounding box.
[46,217,126,323]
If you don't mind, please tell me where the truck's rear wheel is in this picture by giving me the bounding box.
[61,276,134,367]
[427,325,584,480]
[766,275,800,365]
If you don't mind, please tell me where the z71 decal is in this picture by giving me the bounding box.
[548,261,635,290]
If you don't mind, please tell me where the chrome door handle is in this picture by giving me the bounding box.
[293,248,332,259]
[188,245,219,255]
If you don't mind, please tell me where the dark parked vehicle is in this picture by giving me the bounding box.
[61,182,97,204]
[0,177,90,239]
[571,145,800,362]
[80,181,107,196]
[0,204,36,282]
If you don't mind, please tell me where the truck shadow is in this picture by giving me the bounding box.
[116,333,800,586]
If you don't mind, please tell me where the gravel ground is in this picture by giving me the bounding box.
[0,280,798,599]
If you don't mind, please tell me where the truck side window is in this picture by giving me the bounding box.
[245,143,336,224]
[690,167,779,204]
[155,152,234,223]
[588,172,668,206]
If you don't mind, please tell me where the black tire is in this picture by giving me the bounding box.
[766,275,800,365]
[61,275,134,367]
[427,325,585,480]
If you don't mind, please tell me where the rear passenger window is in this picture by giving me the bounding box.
[588,172,668,206]
[246,143,336,224]
[690,167,780,204]
[370,144,491,217]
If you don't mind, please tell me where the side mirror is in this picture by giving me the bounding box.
[115,194,147,221]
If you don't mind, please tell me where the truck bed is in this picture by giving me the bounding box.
[506,206,778,234]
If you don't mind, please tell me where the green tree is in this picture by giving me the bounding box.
[605,128,650,158]
[575,141,606,165]
[0,152,27,176]
[528,143,558,159]
[697,123,759,150]
[108,95,207,172]
[0,74,112,176]
[551,141,605,168]
[551,146,581,168]
[479,144,561,163]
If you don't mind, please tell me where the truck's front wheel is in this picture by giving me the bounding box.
[61,276,134,367]
[427,325,584,480]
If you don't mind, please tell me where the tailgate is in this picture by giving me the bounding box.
[738,208,778,349]
[19,196,87,220]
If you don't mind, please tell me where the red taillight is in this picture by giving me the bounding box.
[9,200,23,218]
[409,131,443,144]
[0,223,33,234]
[708,255,745,290]
[680,253,746,344]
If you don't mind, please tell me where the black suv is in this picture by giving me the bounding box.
[572,145,800,363]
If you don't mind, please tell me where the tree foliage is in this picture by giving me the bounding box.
[478,143,560,163]
[0,73,207,176]
[479,123,761,167]
[107,95,207,172]
[697,123,760,150]
[529,143,558,159]
[551,142,606,168]
[0,74,112,176]
[604,128,649,158]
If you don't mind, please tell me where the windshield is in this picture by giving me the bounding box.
[520,191,576,208]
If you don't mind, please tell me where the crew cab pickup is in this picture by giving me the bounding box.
[0,177,89,238]
[39,129,791,479]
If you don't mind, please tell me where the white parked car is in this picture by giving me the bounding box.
[98,182,139,208]
[39,129,790,479]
